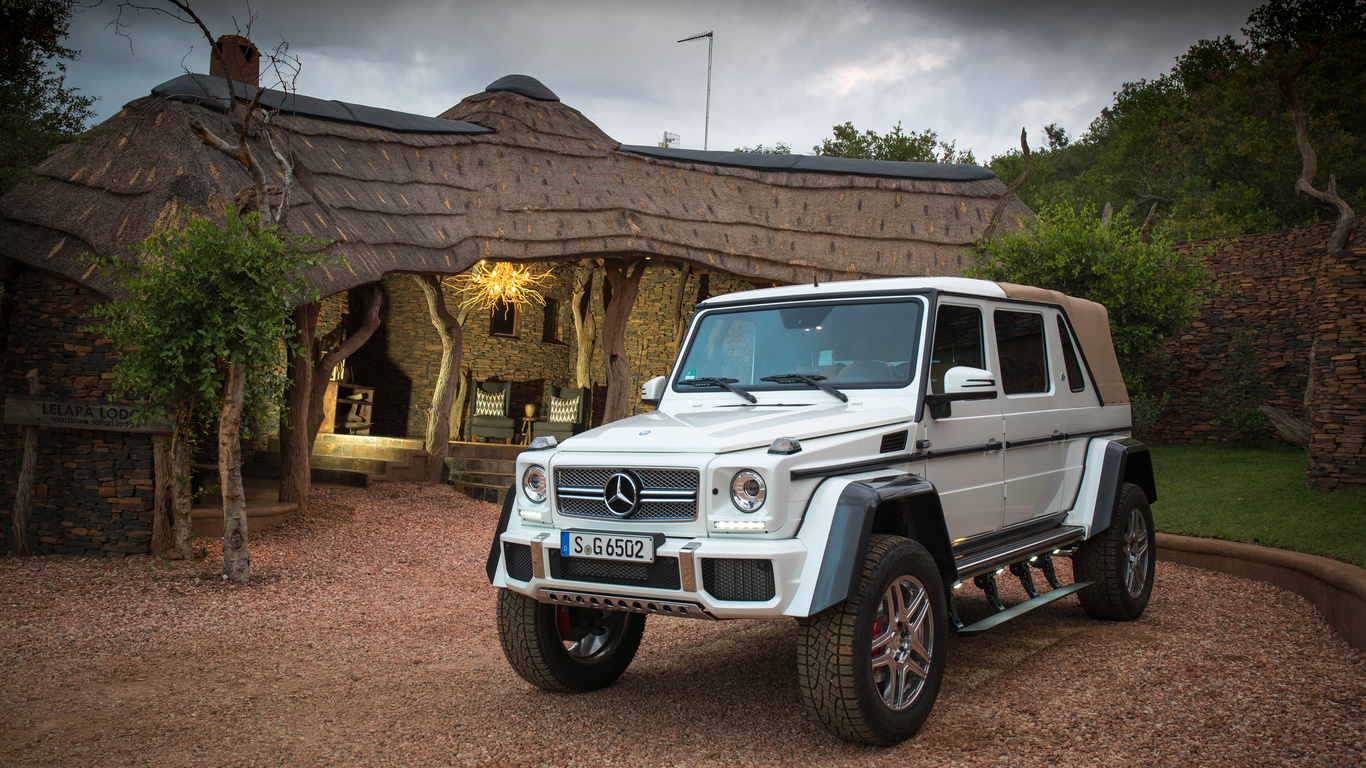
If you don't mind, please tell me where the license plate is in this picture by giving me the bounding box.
[561,531,655,564]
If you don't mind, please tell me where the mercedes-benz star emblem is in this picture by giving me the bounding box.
[603,472,641,518]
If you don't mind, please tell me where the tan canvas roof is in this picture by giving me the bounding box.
[997,282,1128,406]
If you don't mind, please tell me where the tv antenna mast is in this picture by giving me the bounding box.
[659,131,681,148]
[677,31,713,150]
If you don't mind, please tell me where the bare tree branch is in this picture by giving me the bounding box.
[1278,44,1356,251]
[1140,203,1159,244]
[982,128,1031,241]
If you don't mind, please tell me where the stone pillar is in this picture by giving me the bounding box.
[1306,241,1366,489]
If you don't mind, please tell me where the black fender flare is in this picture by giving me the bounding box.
[807,474,957,615]
[485,484,517,584]
[1092,439,1157,534]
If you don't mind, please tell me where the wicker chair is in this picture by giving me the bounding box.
[532,384,588,442]
[469,380,515,443]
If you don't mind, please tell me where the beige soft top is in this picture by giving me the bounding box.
[997,282,1128,406]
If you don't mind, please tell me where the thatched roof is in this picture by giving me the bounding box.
[0,73,1033,301]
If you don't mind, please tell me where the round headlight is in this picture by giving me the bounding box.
[522,465,548,503]
[730,469,766,512]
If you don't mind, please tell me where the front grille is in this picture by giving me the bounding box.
[554,467,700,522]
[880,430,909,453]
[548,551,682,590]
[503,542,534,582]
[701,558,776,602]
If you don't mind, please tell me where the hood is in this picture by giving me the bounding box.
[558,403,912,454]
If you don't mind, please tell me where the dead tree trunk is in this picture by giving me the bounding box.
[1280,47,1358,488]
[150,434,174,557]
[982,128,1031,241]
[416,275,463,482]
[571,260,601,390]
[304,284,384,447]
[601,258,646,424]
[279,302,319,511]
[11,369,39,555]
[219,362,249,583]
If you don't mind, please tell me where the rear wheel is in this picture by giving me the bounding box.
[496,589,646,692]
[1075,482,1156,621]
[796,535,948,745]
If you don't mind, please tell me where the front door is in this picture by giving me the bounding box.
[922,300,1004,541]
[994,304,1068,528]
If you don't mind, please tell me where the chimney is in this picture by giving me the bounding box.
[209,34,260,87]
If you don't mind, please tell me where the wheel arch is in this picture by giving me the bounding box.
[807,474,956,614]
[1091,439,1156,534]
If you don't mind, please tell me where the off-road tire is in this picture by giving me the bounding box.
[1075,482,1155,621]
[496,589,646,692]
[796,535,948,746]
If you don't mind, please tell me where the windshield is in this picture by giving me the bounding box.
[674,299,924,391]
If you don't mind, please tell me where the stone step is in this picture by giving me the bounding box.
[449,470,515,487]
[448,442,527,461]
[256,451,389,476]
[267,437,421,463]
[454,482,509,505]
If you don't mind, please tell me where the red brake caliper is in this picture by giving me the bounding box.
[871,608,887,658]
[556,606,571,640]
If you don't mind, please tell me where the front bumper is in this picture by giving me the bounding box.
[494,526,810,620]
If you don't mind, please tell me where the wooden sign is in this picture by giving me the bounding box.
[2,394,171,434]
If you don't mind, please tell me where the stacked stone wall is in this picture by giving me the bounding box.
[0,270,155,555]
[1148,218,1365,449]
[1306,245,1365,489]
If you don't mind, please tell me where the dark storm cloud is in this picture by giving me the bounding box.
[62,0,1261,161]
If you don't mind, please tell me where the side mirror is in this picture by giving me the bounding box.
[640,375,666,406]
[924,366,998,419]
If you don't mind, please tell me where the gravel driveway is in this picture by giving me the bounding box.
[3,482,1362,767]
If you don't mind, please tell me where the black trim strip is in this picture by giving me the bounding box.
[1004,434,1060,449]
[790,452,925,480]
[952,511,1069,559]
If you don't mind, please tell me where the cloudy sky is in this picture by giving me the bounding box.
[63,0,1261,162]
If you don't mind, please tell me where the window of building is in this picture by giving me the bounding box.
[930,304,984,394]
[994,310,1049,395]
[1057,316,1086,392]
[490,300,516,336]
[542,298,560,343]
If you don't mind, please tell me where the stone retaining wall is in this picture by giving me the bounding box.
[0,270,156,555]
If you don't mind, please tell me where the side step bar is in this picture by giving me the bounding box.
[953,525,1086,583]
[955,581,1092,637]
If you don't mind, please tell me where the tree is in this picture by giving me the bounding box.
[89,208,332,582]
[0,0,96,192]
[987,0,1366,241]
[966,202,1207,435]
[814,122,976,164]
[733,142,791,154]
[600,258,645,424]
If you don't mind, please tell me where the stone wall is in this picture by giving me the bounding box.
[0,269,156,555]
[346,261,763,438]
[1149,217,1365,488]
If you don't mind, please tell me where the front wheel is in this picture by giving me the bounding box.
[496,589,646,692]
[796,535,949,745]
[1075,482,1156,621]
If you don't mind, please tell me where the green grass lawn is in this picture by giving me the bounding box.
[1149,444,1366,567]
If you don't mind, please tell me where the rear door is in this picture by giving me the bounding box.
[993,304,1068,527]
[921,299,1004,541]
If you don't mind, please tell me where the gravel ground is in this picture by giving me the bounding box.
[2,482,1362,767]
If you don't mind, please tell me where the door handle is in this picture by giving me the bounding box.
[986,439,1002,451]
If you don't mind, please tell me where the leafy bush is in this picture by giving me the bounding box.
[966,202,1207,435]
[1203,329,1268,442]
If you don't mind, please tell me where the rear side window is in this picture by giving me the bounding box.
[930,305,984,394]
[1057,316,1086,393]
[994,310,1049,395]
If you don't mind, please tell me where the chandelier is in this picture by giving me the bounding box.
[449,260,555,312]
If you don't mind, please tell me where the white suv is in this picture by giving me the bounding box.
[488,276,1157,745]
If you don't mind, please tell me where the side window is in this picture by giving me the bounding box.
[930,305,984,394]
[994,310,1049,395]
[1057,316,1086,393]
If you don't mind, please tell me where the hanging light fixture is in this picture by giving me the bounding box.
[449,260,555,312]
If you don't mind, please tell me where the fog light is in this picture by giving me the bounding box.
[714,520,765,531]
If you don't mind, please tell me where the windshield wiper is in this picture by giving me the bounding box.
[678,377,757,403]
[760,373,849,403]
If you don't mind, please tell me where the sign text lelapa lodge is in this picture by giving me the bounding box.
[3,395,171,434]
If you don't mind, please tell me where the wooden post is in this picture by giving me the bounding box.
[11,369,39,555]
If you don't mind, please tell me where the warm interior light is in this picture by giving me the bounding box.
[449,261,555,312]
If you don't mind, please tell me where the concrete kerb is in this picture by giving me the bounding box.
[1157,532,1366,652]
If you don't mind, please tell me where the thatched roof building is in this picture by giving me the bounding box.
[0,72,1031,299]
